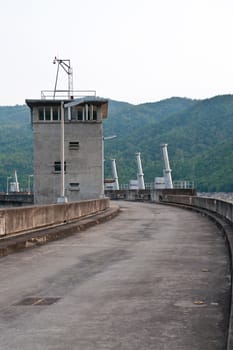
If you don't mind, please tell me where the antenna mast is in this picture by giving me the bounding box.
[53,57,73,99]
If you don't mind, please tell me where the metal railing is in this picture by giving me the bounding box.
[119,180,195,191]
[173,181,195,189]
[41,90,96,100]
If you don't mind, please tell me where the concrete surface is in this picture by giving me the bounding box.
[105,188,196,201]
[0,201,230,349]
[0,204,120,257]
[0,193,33,206]
[0,198,109,237]
[162,194,233,223]
[158,194,233,349]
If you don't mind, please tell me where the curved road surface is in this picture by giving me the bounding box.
[0,201,231,349]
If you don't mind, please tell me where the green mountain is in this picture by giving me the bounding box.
[103,95,233,191]
[0,105,33,191]
[0,95,232,192]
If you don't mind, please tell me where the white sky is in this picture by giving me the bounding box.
[1,0,233,105]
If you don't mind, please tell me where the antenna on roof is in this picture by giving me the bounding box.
[53,57,73,99]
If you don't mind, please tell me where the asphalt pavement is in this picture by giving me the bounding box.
[0,201,230,349]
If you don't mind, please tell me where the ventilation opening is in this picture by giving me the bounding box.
[69,141,79,150]
[69,182,80,191]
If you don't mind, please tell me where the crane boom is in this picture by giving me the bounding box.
[161,144,173,189]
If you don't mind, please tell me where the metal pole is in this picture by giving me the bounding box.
[53,63,60,99]
[61,102,65,198]
[6,177,12,195]
[68,65,73,99]
[57,102,67,203]
[28,175,33,194]
[28,175,30,194]
[100,137,105,198]
[101,135,117,198]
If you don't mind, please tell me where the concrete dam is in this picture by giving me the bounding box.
[0,192,232,349]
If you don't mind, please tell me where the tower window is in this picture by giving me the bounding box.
[77,108,83,120]
[53,108,60,120]
[38,108,44,120]
[45,108,51,120]
[69,105,98,121]
[93,109,97,120]
[54,161,66,172]
[37,107,60,121]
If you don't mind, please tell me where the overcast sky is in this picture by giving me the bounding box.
[1,0,233,105]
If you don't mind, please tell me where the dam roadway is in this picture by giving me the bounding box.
[0,201,230,349]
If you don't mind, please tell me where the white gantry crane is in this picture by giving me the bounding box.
[161,144,173,189]
[111,158,119,190]
[136,152,145,190]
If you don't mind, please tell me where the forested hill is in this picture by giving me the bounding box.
[0,105,32,191]
[103,95,233,191]
[0,95,233,192]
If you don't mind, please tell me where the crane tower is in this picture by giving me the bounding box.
[161,144,173,189]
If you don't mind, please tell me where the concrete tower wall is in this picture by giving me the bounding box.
[27,98,108,205]
[33,122,103,204]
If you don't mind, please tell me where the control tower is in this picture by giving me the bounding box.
[26,67,108,205]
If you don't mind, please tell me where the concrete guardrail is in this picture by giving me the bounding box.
[160,194,233,349]
[161,194,233,224]
[0,198,109,237]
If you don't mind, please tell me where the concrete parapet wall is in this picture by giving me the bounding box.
[0,198,109,236]
[105,189,196,202]
[0,193,34,206]
[162,194,233,225]
[161,194,233,348]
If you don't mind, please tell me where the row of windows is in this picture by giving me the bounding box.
[70,105,98,121]
[38,105,98,122]
[39,107,60,121]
